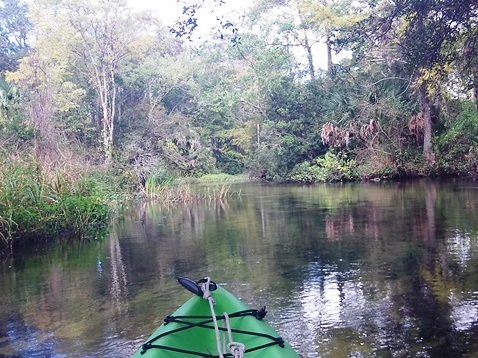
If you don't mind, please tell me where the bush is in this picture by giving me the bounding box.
[0,158,111,251]
[288,151,358,183]
[434,101,478,176]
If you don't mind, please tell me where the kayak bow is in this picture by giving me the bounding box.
[132,277,301,357]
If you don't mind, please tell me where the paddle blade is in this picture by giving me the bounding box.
[177,277,218,296]
[177,277,204,296]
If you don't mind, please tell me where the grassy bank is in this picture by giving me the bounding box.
[0,156,252,253]
[143,173,250,202]
[0,155,123,253]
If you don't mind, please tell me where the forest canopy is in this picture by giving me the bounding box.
[0,0,477,184]
[2,0,478,250]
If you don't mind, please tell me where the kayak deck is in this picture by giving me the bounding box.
[132,278,301,357]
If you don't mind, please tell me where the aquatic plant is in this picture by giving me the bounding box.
[0,157,110,252]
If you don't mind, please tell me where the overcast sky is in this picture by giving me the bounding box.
[129,0,182,25]
[128,0,331,70]
[129,0,253,27]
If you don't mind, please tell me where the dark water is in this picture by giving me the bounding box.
[2,179,478,358]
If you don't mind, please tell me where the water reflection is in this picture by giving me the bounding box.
[447,231,476,267]
[108,232,129,310]
[1,180,478,357]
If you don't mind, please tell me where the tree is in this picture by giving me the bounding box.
[300,0,369,74]
[403,0,477,163]
[63,0,146,164]
[170,0,240,43]
[351,0,478,164]
[247,0,322,79]
[121,48,211,179]
[187,33,295,175]
[0,0,31,74]
[5,3,82,157]
[0,78,31,147]
[10,0,158,163]
[454,13,478,109]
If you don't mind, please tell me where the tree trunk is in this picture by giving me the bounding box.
[326,34,333,74]
[296,8,315,80]
[96,64,116,165]
[418,84,435,164]
[473,73,478,110]
[303,31,315,80]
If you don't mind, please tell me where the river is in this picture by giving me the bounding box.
[1,179,478,357]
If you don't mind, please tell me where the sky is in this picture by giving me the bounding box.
[128,0,331,71]
[129,0,182,25]
[129,0,253,28]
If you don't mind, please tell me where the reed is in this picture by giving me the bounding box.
[144,179,194,203]
[0,157,110,252]
[144,176,240,204]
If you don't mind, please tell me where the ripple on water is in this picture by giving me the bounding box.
[0,319,66,358]
[446,230,478,267]
[289,261,422,357]
[450,294,478,332]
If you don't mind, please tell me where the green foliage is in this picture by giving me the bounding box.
[143,179,240,203]
[0,157,111,251]
[213,124,254,175]
[58,195,108,237]
[0,0,477,211]
[144,169,175,197]
[0,0,31,73]
[194,173,249,183]
[0,80,34,142]
[252,77,326,179]
[434,102,478,176]
[355,153,401,180]
[288,151,358,183]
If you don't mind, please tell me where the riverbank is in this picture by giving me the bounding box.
[0,158,251,254]
[1,147,476,255]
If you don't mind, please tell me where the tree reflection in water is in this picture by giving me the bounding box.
[2,180,478,357]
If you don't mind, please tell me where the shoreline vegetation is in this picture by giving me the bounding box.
[0,0,477,253]
[1,144,476,255]
[0,154,251,254]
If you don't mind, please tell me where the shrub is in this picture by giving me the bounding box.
[288,151,358,183]
[434,101,478,176]
[0,158,110,251]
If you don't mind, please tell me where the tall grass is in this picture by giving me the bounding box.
[0,156,110,252]
[145,182,194,202]
[144,174,241,203]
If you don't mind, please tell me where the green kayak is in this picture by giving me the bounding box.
[132,277,301,357]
